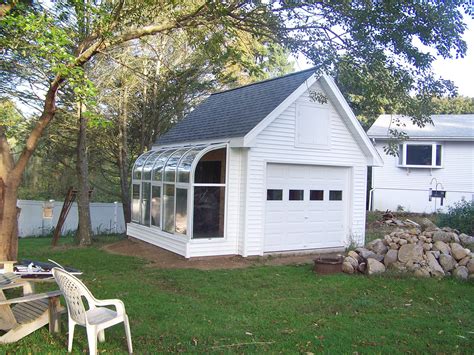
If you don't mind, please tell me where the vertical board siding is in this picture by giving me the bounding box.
[372,140,474,213]
[244,81,368,256]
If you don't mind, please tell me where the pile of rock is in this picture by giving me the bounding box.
[343,220,474,279]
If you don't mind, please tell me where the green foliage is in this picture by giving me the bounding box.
[431,96,474,114]
[437,200,474,235]
[0,99,25,138]
[2,237,473,353]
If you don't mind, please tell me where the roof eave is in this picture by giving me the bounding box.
[369,136,474,142]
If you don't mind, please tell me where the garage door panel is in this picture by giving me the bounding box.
[307,211,325,220]
[264,163,348,252]
[266,213,286,224]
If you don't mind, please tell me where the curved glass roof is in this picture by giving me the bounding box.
[133,144,223,184]
[164,148,190,182]
[132,151,154,180]
[142,150,162,180]
[177,147,206,183]
[152,149,174,181]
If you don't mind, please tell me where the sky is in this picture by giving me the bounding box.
[295,15,474,98]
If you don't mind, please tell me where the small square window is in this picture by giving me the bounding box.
[289,190,304,201]
[310,190,324,200]
[267,189,283,201]
[329,190,342,201]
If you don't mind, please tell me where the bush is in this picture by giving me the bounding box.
[437,200,474,235]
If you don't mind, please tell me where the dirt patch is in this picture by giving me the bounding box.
[102,238,343,270]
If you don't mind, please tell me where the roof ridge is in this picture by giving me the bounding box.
[211,67,317,96]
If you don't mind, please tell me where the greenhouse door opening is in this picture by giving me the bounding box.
[131,144,227,240]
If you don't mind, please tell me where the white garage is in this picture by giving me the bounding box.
[264,164,350,252]
[128,68,382,258]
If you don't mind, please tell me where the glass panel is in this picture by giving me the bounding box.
[195,148,226,183]
[175,188,188,235]
[267,189,283,201]
[152,150,174,181]
[140,182,151,225]
[131,184,140,222]
[177,147,205,183]
[310,190,324,201]
[132,151,153,179]
[151,185,161,228]
[289,190,304,201]
[142,151,161,181]
[163,184,175,233]
[329,190,343,201]
[436,145,442,166]
[406,145,432,166]
[164,149,188,182]
[193,186,225,238]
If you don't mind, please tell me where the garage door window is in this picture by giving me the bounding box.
[310,190,324,201]
[289,190,304,201]
[329,190,342,201]
[267,189,283,200]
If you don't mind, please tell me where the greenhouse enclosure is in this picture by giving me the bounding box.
[130,143,227,243]
[127,69,382,258]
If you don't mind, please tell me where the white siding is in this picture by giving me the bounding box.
[244,81,369,256]
[372,140,474,213]
[127,223,188,256]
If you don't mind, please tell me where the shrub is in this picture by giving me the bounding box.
[437,200,474,235]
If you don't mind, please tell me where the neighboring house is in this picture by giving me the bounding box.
[367,114,474,213]
[127,68,382,258]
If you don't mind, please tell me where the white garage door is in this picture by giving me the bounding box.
[264,163,349,252]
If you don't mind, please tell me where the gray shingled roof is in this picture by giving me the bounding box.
[367,114,474,140]
[156,68,316,145]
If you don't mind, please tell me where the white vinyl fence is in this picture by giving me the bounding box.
[17,200,125,237]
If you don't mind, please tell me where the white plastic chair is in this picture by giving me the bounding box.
[52,267,132,354]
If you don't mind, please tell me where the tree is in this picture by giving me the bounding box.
[431,96,474,114]
[0,1,470,260]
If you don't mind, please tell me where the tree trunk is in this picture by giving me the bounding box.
[75,102,93,245]
[117,86,131,223]
[0,179,20,261]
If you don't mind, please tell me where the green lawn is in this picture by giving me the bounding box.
[1,236,473,353]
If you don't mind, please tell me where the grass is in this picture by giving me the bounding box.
[1,236,473,353]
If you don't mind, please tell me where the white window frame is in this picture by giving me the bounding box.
[398,142,443,169]
[189,144,228,240]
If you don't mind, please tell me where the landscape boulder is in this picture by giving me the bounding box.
[433,241,450,255]
[344,256,359,269]
[366,259,386,275]
[384,250,398,267]
[398,244,424,264]
[342,220,474,279]
[450,243,469,261]
[342,261,355,274]
[432,231,452,243]
[367,239,388,255]
[453,266,469,280]
[426,252,445,277]
[419,218,437,231]
[439,254,456,272]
